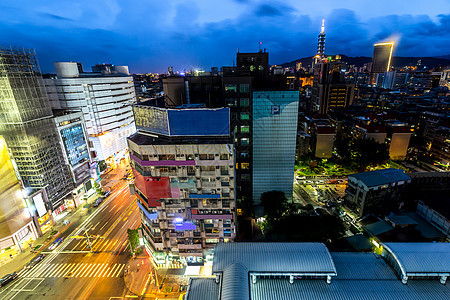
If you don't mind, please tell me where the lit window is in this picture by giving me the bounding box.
[241,138,249,146]
[240,125,249,133]
[240,113,249,120]
[241,163,249,169]
[225,84,237,93]
[240,98,250,107]
[239,84,249,93]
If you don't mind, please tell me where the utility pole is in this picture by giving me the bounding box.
[85,230,92,252]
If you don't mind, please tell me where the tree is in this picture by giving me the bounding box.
[127,229,139,253]
[260,190,289,221]
[98,160,107,172]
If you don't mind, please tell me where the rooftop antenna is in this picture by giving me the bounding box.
[259,41,262,52]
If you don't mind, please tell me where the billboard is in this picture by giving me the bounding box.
[33,193,47,218]
[168,108,230,136]
[134,106,169,135]
[133,106,230,137]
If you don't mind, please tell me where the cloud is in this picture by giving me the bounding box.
[0,1,449,73]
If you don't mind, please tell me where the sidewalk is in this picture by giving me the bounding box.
[123,248,186,298]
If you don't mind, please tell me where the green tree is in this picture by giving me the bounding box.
[260,190,289,221]
[98,160,107,172]
[127,229,139,253]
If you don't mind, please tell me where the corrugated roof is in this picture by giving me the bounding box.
[383,243,450,274]
[213,243,336,274]
[349,168,411,188]
[186,278,219,300]
[330,253,397,280]
[221,262,249,300]
[250,278,450,300]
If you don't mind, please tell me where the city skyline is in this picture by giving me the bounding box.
[1,0,449,73]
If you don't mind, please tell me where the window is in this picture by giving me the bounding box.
[240,125,249,133]
[240,113,249,120]
[239,84,249,93]
[225,84,237,93]
[225,98,237,107]
[241,163,249,169]
[240,98,250,107]
[199,154,214,160]
[186,154,194,160]
[220,154,228,160]
[240,152,249,158]
[241,138,249,146]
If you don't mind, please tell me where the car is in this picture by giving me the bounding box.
[25,254,45,269]
[103,190,111,198]
[0,272,18,287]
[49,237,64,251]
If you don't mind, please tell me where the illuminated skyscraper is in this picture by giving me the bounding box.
[0,47,74,212]
[313,20,326,66]
[369,42,394,84]
[371,42,394,73]
[317,19,326,58]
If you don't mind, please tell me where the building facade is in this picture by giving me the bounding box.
[345,168,411,217]
[252,91,299,209]
[44,62,137,166]
[53,110,93,207]
[0,47,74,211]
[0,136,38,253]
[129,105,236,265]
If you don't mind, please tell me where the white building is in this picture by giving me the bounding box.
[44,62,137,164]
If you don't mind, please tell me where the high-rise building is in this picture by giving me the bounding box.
[252,91,299,210]
[312,19,326,68]
[0,136,38,252]
[312,57,355,114]
[0,47,74,211]
[369,42,394,84]
[129,104,236,265]
[44,62,137,167]
[52,110,93,206]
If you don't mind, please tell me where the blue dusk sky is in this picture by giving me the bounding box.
[1,0,449,73]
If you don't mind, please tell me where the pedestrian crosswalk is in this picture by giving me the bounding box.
[17,263,125,279]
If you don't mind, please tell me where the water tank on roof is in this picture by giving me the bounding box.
[54,62,80,78]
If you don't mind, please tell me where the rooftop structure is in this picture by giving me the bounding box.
[186,242,450,300]
[349,168,411,188]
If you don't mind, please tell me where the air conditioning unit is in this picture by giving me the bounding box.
[211,190,216,194]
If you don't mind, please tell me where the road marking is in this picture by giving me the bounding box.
[99,221,109,231]
[123,217,128,222]
[73,263,88,277]
[107,264,119,277]
[127,211,132,216]
[130,220,137,229]
[93,264,108,278]
[113,264,125,277]
[57,263,73,277]
[80,263,95,277]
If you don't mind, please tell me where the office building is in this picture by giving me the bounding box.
[296,131,311,157]
[128,104,236,265]
[0,136,38,253]
[0,47,74,211]
[369,42,394,84]
[186,242,450,299]
[312,58,354,114]
[310,124,335,159]
[252,91,299,209]
[44,62,137,167]
[53,110,93,207]
[345,168,411,217]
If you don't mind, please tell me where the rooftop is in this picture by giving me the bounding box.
[128,131,232,146]
[349,168,411,188]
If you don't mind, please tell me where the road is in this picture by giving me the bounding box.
[0,165,141,300]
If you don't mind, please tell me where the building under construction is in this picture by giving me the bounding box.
[0,47,74,212]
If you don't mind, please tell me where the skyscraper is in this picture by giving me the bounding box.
[252,91,299,213]
[0,47,74,211]
[313,19,326,66]
[369,42,394,84]
[371,42,394,73]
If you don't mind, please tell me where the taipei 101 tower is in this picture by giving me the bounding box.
[313,19,326,66]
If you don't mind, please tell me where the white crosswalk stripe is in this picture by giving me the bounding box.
[18,263,126,278]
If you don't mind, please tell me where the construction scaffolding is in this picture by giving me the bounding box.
[0,47,74,209]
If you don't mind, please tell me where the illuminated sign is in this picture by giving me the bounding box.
[271,105,280,115]
[134,106,169,135]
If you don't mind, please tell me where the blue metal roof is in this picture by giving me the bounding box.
[186,278,219,300]
[213,243,336,274]
[383,242,450,274]
[349,168,411,188]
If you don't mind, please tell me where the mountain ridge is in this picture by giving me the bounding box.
[281,54,450,69]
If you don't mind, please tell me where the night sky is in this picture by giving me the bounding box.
[1,0,449,73]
